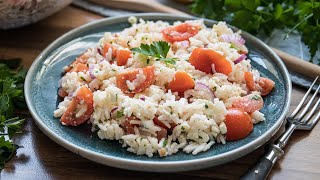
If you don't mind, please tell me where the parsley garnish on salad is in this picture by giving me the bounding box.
[131,41,178,65]
[0,59,27,170]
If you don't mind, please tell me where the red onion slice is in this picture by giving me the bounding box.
[89,64,96,79]
[194,82,215,102]
[140,97,145,101]
[234,54,247,64]
[97,47,103,56]
[221,34,245,45]
[221,34,248,54]
[110,106,119,114]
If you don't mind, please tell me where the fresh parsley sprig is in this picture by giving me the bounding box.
[0,59,27,170]
[131,41,178,65]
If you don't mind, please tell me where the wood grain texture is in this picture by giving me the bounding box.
[1,6,319,180]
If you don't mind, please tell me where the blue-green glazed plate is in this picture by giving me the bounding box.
[25,13,291,172]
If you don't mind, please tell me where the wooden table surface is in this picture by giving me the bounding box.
[1,5,319,180]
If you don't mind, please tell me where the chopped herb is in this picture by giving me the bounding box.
[115,109,125,118]
[230,44,239,50]
[162,58,178,65]
[115,94,118,102]
[163,139,167,147]
[212,87,217,91]
[112,69,116,72]
[131,41,177,66]
[204,104,209,109]
[80,77,86,81]
[181,126,185,131]
[251,95,260,100]
[95,71,98,73]
[146,58,150,64]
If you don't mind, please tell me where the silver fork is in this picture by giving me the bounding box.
[241,76,320,180]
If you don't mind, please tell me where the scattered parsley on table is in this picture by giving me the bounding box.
[0,59,27,170]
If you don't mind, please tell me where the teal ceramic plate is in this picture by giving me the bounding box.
[25,14,291,172]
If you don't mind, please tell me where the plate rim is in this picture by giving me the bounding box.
[25,13,292,172]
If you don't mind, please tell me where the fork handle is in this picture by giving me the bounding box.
[240,144,284,180]
[240,157,274,180]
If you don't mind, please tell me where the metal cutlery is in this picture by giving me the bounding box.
[241,76,320,180]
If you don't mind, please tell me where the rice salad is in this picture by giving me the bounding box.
[54,17,275,157]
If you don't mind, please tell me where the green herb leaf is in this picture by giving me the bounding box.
[131,41,177,65]
[115,109,125,118]
[163,139,167,147]
[0,136,20,170]
[251,94,260,100]
[5,117,25,139]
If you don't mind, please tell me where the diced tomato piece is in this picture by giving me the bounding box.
[116,66,155,94]
[103,43,132,66]
[70,63,88,73]
[102,43,117,59]
[153,117,176,131]
[122,120,135,134]
[189,48,232,75]
[60,86,93,126]
[156,126,168,141]
[116,49,132,66]
[167,71,195,94]
[65,53,89,73]
[121,116,140,135]
[232,94,264,114]
[162,23,199,43]
[225,108,253,140]
[256,77,275,96]
[244,71,255,91]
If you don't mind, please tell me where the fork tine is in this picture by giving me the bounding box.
[288,76,319,119]
[296,84,320,121]
[301,96,320,123]
[310,108,320,129]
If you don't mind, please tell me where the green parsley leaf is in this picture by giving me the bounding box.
[115,109,125,118]
[5,117,25,139]
[251,95,260,100]
[131,41,178,65]
[163,139,168,147]
[204,104,209,109]
[0,136,20,170]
